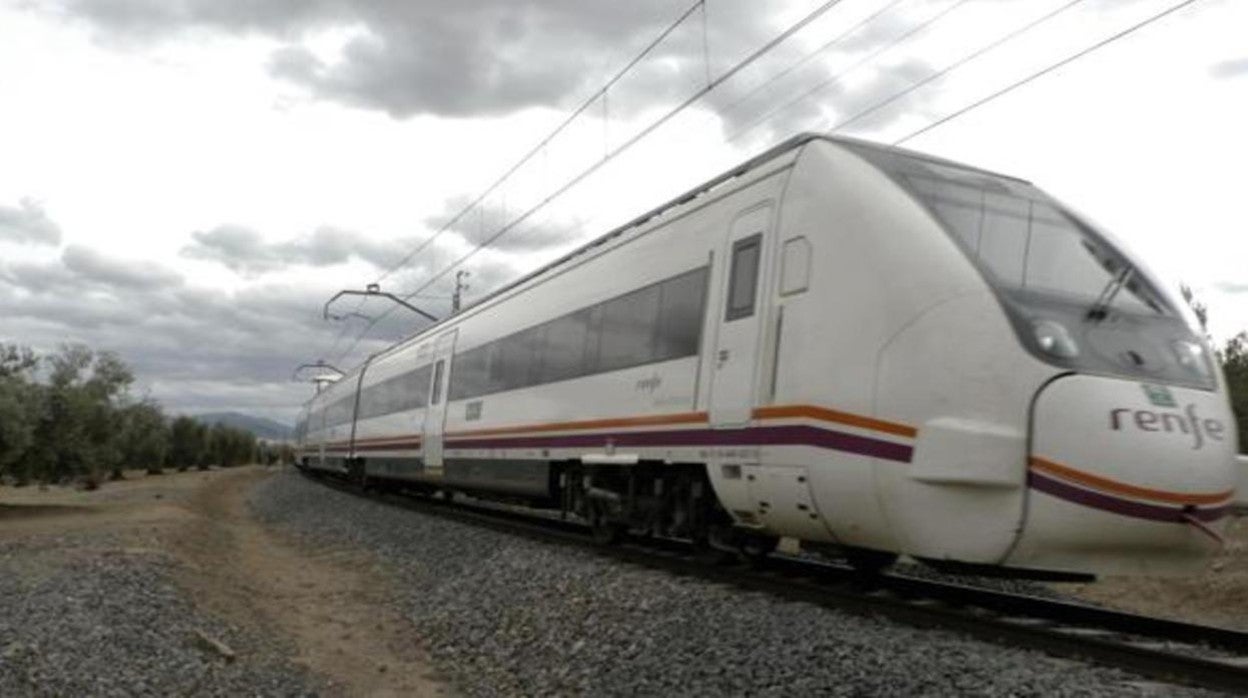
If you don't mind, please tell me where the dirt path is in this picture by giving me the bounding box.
[0,467,449,697]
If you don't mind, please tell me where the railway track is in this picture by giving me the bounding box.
[303,470,1248,694]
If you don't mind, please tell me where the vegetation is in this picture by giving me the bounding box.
[1221,332,1248,453]
[0,343,284,488]
[1182,285,1246,453]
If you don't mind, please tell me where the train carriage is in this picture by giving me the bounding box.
[297,133,1238,578]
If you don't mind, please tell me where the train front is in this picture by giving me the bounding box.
[1002,264,1238,575]
[846,141,1238,577]
[984,200,1238,576]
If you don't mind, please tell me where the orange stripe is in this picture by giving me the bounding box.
[445,403,914,440]
[448,411,709,438]
[753,405,917,438]
[354,436,422,445]
[324,436,422,448]
[1029,457,1232,506]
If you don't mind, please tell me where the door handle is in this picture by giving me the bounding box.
[717,349,730,367]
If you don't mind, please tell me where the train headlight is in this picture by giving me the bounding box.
[1032,320,1079,358]
[1171,340,1211,377]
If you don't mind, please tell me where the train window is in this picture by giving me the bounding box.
[977,194,1029,286]
[726,234,762,321]
[410,364,433,408]
[358,364,434,420]
[431,360,445,405]
[493,325,545,392]
[540,309,593,383]
[449,345,489,400]
[907,175,985,251]
[655,267,708,360]
[598,284,661,372]
[326,395,354,427]
[448,266,708,398]
[582,305,604,375]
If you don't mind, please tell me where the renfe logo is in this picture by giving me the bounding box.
[1110,404,1226,450]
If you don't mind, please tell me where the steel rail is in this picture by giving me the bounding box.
[298,469,1248,694]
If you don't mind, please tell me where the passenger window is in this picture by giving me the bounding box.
[655,267,708,360]
[431,360,445,405]
[541,309,593,383]
[598,284,661,372]
[449,346,488,400]
[726,234,762,321]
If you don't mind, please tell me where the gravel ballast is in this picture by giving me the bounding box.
[0,533,320,698]
[251,470,1221,697]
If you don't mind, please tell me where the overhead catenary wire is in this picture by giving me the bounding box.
[315,0,710,363]
[825,0,1087,134]
[370,0,708,288]
[722,0,973,145]
[895,0,1202,145]
[335,0,1204,366]
[710,0,911,127]
[333,0,856,365]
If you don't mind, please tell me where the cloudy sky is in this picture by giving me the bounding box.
[0,0,1244,424]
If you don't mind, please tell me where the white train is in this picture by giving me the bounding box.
[295,134,1238,578]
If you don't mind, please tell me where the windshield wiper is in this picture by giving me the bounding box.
[1086,265,1133,322]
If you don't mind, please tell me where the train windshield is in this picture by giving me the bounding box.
[901,169,1167,315]
[845,141,1216,390]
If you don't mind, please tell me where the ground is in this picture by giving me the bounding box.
[1057,515,1248,631]
[0,467,1240,696]
[0,466,448,697]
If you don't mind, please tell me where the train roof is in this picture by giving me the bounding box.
[332,133,1029,377]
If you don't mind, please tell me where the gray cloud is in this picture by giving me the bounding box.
[1210,57,1248,79]
[48,0,349,40]
[44,0,769,119]
[0,198,62,245]
[182,223,414,276]
[63,244,184,290]
[40,0,956,143]
[423,195,577,253]
[1213,281,1248,294]
[0,244,409,421]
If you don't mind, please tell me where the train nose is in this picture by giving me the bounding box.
[1006,375,1237,576]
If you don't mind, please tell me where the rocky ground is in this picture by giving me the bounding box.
[0,467,445,697]
[0,533,315,697]
[0,465,1238,696]
[252,470,1224,697]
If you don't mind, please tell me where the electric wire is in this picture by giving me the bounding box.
[710,0,910,128]
[314,0,708,363]
[722,0,972,144]
[334,0,1203,366]
[895,0,1202,144]
[371,0,706,287]
[825,0,1086,134]
[333,0,856,364]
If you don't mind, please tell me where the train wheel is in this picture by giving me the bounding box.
[844,547,898,574]
[692,538,732,565]
[739,534,779,566]
[590,504,624,546]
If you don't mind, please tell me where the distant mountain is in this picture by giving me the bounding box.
[193,412,293,442]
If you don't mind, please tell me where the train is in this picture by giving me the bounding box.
[295,133,1239,579]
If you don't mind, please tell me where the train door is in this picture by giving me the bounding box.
[421,329,458,471]
[709,204,772,427]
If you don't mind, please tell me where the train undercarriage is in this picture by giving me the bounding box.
[303,456,903,571]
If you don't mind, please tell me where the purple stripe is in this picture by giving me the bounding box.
[1028,471,1230,523]
[445,424,913,463]
[354,440,422,452]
